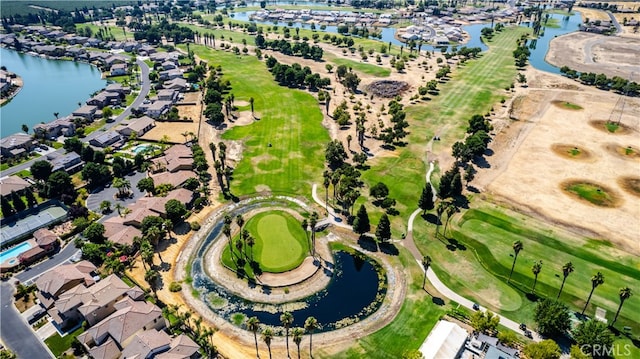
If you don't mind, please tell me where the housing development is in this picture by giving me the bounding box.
[0,0,638,358]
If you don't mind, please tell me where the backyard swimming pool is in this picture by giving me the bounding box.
[0,242,32,264]
[131,144,159,154]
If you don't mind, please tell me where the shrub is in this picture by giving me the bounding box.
[169,282,182,292]
[190,222,201,231]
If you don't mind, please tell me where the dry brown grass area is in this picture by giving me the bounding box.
[140,121,199,143]
[477,67,640,254]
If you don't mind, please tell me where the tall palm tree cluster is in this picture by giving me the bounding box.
[223,214,257,274]
[245,314,320,359]
[163,305,218,357]
[507,241,633,323]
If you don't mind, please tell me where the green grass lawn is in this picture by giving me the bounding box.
[222,210,309,273]
[44,327,84,357]
[76,24,134,41]
[411,202,640,334]
[325,53,391,77]
[182,44,329,196]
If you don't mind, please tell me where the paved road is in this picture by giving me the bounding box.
[606,11,622,34]
[0,59,151,177]
[85,170,147,213]
[0,282,54,358]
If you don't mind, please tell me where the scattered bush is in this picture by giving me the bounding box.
[169,282,182,292]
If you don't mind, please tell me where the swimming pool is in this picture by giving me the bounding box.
[131,144,158,154]
[0,242,32,263]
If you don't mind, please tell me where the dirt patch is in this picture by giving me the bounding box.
[604,143,640,160]
[561,179,622,208]
[617,177,640,197]
[550,144,595,161]
[551,100,583,110]
[366,80,410,98]
[546,31,640,79]
[589,120,633,135]
[234,100,250,107]
[141,121,199,143]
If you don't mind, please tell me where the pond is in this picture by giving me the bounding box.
[0,47,106,138]
[190,202,387,331]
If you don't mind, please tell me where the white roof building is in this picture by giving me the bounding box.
[419,320,468,359]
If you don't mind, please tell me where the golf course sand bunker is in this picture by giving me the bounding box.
[561,180,622,208]
[550,144,594,161]
[617,177,640,198]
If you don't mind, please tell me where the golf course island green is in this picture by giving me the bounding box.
[221,210,310,276]
[562,180,621,207]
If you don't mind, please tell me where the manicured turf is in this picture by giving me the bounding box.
[250,210,309,272]
[355,27,531,236]
[412,203,640,332]
[564,182,616,206]
[44,327,84,357]
[222,211,310,273]
[183,44,329,197]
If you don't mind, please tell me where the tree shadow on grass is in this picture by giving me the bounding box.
[358,236,378,252]
[422,213,439,224]
[379,242,399,256]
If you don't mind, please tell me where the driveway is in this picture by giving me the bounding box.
[85,171,147,213]
[0,282,53,358]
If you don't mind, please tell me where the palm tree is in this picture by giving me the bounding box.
[582,272,605,315]
[304,316,319,358]
[435,201,446,236]
[309,212,318,257]
[291,327,304,359]
[508,240,523,283]
[531,260,542,293]
[245,231,255,263]
[612,287,632,324]
[422,255,432,291]
[246,316,260,358]
[557,261,575,299]
[322,171,331,213]
[236,214,245,230]
[53,112,59,119]
[443,202,457,237]
[280,312,294,358]
[261,328,273,359]
[223,223,234,261]
[250,97,255,114]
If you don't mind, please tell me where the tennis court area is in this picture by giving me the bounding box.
[0,204,68,247]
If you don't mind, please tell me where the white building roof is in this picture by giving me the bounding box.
[419,320,468,359]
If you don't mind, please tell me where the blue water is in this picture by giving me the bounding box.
[131,144,158,154]
[0,47,107,137]
[522,13,582,74]
[0,242,32,263]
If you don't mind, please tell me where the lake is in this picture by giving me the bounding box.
[0,47,106,138]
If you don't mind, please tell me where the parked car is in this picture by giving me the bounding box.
[472,303,480,310]
[27,308,46,324]
[519,323,527,331]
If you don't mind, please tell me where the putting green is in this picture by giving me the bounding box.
[248,211,309,273]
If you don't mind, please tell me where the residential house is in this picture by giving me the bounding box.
[163,78,188,91]
[77,297,166,356]
[149,170,198,188]
[72,104,98,120]
[122,41,141,53]
[117,116,156,138]
[159,69,183,81]
[151,144,193,173]
[138,45,157,56]
[89,131,122,148]
[87,93,109,109]
[0,175,31,197]
[104,83,131,95]
[110,63,128,76]
[157,89,179,102]
[145,100,172,118]
[0,133,35,160]
[33,117,76,139]
[49,274,131,328]
[104,55,127,68]
[85,38,102,47]
[49,152,84,173]
[35,260,97,310]
[102,216,143,247]
[33,45,65,57]
[161,61,177,70]
[17,229,61,266]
